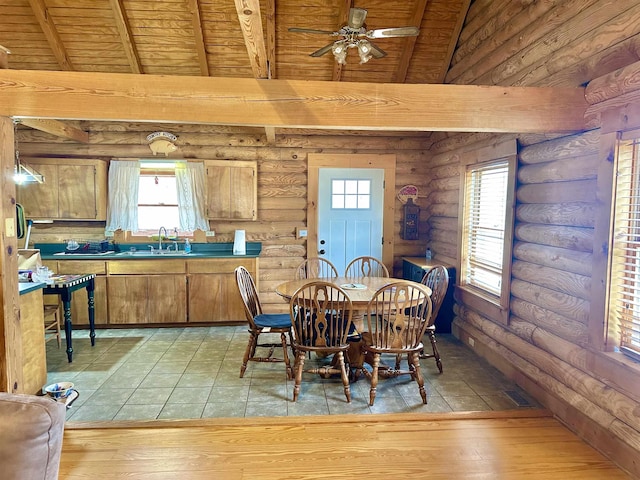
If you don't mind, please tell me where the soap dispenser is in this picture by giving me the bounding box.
[184,238,191,253]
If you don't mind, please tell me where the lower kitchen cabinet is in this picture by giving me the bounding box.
[187,258,256,323]
[107,275,187,324]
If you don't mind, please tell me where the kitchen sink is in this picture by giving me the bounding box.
[115,251,200,257]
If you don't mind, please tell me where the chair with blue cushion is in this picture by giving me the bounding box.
[235,266,293,379]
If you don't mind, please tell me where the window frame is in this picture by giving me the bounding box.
[456,140,517,325]
[607,131,640,361]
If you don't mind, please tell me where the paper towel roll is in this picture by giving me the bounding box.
[233,229,246,255]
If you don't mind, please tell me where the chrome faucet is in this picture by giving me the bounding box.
[158,226,167,251]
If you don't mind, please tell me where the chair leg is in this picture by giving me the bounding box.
[429,331,443,373]
[279,332,292,380]
[240,331,259,378]
[292,351,306,402]
[409,351,428,404]
[336,352,351,403]
[369,353,381,406]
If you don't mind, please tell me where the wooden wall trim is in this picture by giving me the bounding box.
[0,116,21,392]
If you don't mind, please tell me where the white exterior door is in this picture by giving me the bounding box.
[317,168,384,275]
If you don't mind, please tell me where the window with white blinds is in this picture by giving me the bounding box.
[462,160,510,297]
[610,137,640,360]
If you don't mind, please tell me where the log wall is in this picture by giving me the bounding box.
[16,124,432,313]
[427,1,640,477]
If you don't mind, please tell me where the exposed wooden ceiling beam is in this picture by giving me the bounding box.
[265,0,276,79]
[394,0,429,83]
[27,0,74,70]
[0,70,588,133]
[187,0,209,76]
[332,0,353,82]
[264,126,276,144]
[18,118,89,143]
[109,0,142,74]
[234,0,269,79]
[436,0,472,83]
[0,45,9,69]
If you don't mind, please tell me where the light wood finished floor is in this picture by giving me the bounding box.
[59,410,631,479]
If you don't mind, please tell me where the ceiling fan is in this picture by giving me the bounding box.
[289,7,419,65]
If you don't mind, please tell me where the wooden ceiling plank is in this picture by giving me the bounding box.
[186,0,209,76]
[332,0,352,82]
[265,0,276,79]
[436,0,472,83]
[394,0,430,83]
[0,69,588,134]
[234,0,269,79]
[27,0,74,70]
[109,0,142,74]
[18,118,89,143]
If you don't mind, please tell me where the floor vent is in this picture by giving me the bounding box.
[504,390,532,407]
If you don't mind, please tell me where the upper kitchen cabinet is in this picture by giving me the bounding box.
[205,160,257,221]
[17,158,107,221]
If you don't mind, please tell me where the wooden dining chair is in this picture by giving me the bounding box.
[289,281,354,402]
[294,257,339,280]
[344,256,389,278]
[43,302,62,348]
[360,280,432,406]
[235,266,293,379]
[418,265,449,373]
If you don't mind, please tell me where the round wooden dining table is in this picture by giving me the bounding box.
[275,276,431,331]
[275,276,432,374]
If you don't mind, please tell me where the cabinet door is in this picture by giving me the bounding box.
[107,276,148,324]
[188,273,245,322]
[17,163,58,218]
[205,160,257,220]
[148,275,187,323]
[59,164,97,219]
[57,260,108,326]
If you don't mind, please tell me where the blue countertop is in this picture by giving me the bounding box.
[19,282,46,295]
[35,242,262,260]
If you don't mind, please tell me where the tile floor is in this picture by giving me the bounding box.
[45,326,540,421]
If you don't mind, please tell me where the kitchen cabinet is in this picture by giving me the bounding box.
[205,160,257,221]
[16,158,107,220]
[107,260,187,324]
[187,257,256,322]
[18,287,47,394]
[402,257,455,333]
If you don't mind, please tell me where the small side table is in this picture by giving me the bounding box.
[43,274,96,362]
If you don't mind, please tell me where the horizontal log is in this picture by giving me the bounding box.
[513,241,593,276]
[518,153,599,184]
[429,176,460,191]
[430,164,460,180]
[519,130,600,165]
[427,203,459,219]
[0,70,588,133]
[514,224,594,252]
[511,260,592,301]
[516,202,596,228]
[517,179,597,203]
[586,59,640,105]
[428,216,458,233]
[511,278,589,324]
[258,185,306,198]
[457,309,640,446]
[429,239,459,260]
[510,298,588,344]
[427,189,459,205]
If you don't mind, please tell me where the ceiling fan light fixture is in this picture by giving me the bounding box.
[357,40,373,64]
[332,41,348,64]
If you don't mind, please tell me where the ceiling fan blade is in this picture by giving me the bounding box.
[366,26,420,38]
[289,27,337,35]
[309,43,335,57]
[348,8,368,29]
[369,42,387,59]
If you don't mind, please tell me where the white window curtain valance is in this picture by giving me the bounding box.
[105,160,140,233]
[175,161,209,231]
